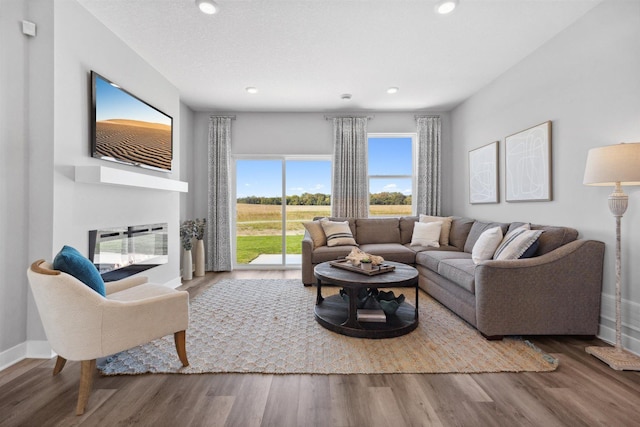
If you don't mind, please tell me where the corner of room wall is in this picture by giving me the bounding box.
[450,0,640,353]
[0,0,187,369]
[180,102,196,222]
[0,0,31,359]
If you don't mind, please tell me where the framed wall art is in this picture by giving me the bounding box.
[469,141,499,204]
[505,121,552,202]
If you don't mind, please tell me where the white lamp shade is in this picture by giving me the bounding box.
[583,142,640,186]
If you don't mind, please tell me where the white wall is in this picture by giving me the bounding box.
[25,0,56,349]
[451,0,640,352]
[1,0,185,365]
[180,103,196,221]
[50,0,182,285]
[0,0,31,365]
[191,111,452,220]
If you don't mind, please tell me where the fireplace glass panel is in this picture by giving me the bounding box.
[89,223,168,281]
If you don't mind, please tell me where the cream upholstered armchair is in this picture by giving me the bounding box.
[27,260,189,415]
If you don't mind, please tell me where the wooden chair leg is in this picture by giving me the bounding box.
[76,359,96,416]
[53,356,67,376]
[174,330,189,367]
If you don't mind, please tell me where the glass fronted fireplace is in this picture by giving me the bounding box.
[89,223,168,281]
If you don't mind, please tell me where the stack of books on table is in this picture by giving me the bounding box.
[357,309,386,323]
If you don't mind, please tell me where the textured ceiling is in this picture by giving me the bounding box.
[77,0,601,112]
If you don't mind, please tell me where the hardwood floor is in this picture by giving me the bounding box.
[2,270,640,426]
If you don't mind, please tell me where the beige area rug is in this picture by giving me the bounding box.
[98,279,557,375]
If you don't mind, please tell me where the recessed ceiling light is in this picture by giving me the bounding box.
[341,94,352,100]
[435,0,458,15]
[387,87,399,94]
[196,0,218,15]
[246,87,258,94]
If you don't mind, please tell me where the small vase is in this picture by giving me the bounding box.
[361,262,372,271]
[194,239,205,277]
[182,249,193,281]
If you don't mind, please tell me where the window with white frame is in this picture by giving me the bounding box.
[368,133,416,217]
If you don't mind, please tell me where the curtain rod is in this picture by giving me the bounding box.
[324,114,374,120]
[209,115,237,120]
[414,114,440,120]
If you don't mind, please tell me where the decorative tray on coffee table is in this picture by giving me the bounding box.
[329,260,396,276]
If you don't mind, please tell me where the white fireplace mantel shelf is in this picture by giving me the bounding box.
[75,165,188,193]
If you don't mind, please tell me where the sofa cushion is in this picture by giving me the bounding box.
[494,226,544,260]
[409,244,462,254]
[358,243,416,264]
[471,226,503,264]
[410,221,441,247]
[311,245,356,264]
[464,221,510,253]
[399,216,419,244]
[303,219,327,248]
[419,214,453,246]
[355,218,401,245]
[508,222,578,256]
[416,250,472,272]
[438,259,476,294]
[320,219,357,247]
[449,218,475,250]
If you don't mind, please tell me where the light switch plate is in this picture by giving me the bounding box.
[22,20,36,37]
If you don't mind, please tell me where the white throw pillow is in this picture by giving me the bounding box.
[419,214,453,246]
[471,226,503,264]
[320,219,357,247]
[410,221,442,248]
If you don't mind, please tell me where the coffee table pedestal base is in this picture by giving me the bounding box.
[314,294,418,339]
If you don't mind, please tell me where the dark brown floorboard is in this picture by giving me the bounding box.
[2,270,640,426]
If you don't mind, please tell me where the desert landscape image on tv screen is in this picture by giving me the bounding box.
[93,72,172,171]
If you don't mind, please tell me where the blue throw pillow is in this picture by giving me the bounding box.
[53,245,106,296]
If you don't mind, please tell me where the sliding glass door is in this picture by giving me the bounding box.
[235,157,331,267]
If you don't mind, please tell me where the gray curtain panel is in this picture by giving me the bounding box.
[331,117,369,218]
[206,116,232,271]
[416,116,442,216]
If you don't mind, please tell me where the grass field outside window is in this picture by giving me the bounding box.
[236,203,411,264]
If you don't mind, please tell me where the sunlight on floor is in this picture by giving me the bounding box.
[249,254,302,265]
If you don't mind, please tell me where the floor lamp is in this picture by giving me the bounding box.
[583,142,640,370]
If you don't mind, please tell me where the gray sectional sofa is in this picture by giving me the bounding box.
[301,216,605,339]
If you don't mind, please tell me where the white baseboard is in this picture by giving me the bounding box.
[0,340,54,372]
[27,340,55,359]
[0,342,27,371]
[165,276,183,289]
[597,294,640,356]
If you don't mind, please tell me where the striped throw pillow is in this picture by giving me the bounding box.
[493,226,544,260]
[320,220,357,247]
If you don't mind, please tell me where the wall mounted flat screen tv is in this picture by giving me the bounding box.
[91,71,173,172]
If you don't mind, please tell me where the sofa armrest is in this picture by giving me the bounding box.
[301,231,315,285]
[102,289,189,356]
[474,239,605,336]
[105,275,149,295]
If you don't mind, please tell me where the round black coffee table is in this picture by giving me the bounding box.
[314,261,419,338]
